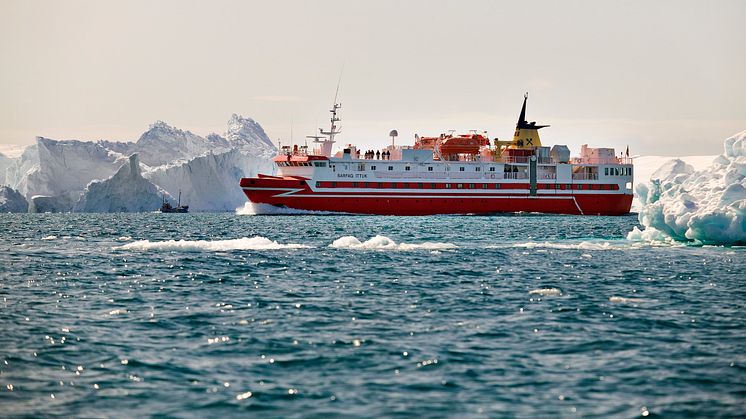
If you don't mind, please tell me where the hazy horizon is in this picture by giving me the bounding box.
[1,0,744,156]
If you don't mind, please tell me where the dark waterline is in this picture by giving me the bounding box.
[1,213,744,417]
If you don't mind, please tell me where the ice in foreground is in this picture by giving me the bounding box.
[629,130,746,245]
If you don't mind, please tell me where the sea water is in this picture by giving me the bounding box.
[0,213,744,417]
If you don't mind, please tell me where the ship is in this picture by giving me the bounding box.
[159,191,189,213]
[240,94,633,215]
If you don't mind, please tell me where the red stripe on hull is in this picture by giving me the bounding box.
[239,178,633,216]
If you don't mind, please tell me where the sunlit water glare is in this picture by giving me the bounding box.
[1,213,744,417]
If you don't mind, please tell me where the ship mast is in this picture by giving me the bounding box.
[314,72,343,157]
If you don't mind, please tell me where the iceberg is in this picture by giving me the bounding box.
[1,114,275,213]
[629,130,746,245]
[144,148,273,212]
[0,186,28,213]
[75,154,167,213]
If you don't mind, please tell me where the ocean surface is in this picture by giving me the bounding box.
[1,213,744,417]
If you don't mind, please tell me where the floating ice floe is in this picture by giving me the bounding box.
[629,130,746,246]
[609,296,654,304]
[330,235,457,250]
[528,288,562,296]
[117,236,310,251]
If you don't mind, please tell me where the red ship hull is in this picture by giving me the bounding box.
[240,177,633,216]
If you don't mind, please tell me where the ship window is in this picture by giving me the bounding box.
[403,183,409,188]
[614,168,619,176]
[605,167,609,176]
[555,184,560,189]
[371,166,376,170]
[459,167,465,172]
[418,183,424,188]
[489,167,495,172]
[457,184,463,189]
[352,182,358,187]
[482,183,488,189]
[496,184,500,189]
[428,166,433,171]
[388,166,393,171]
[315,181,320,187]
[331,182,337,187]
[378,182,383,188]
[405,166,411,171]
[475,167,481,172]
[469,183,475,189]
[445,184,451,189]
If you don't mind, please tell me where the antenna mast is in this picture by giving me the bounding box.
[315,68,344,157]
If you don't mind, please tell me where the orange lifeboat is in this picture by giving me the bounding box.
[414,133,490,156]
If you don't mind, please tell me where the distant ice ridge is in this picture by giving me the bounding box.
[330,235,458,250]
[0,114,275,212]
[118,236,310,251]
[628,130,746,245]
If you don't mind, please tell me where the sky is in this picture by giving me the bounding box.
[0,0,744,156]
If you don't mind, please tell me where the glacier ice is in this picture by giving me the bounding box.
[145,148,273,212]
[0,186,28,213]
[0,113,275,212]
[75,154,167,213]
[629,130,746,245]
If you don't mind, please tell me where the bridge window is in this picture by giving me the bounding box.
[313,161,327,167]
[605,167,609,176]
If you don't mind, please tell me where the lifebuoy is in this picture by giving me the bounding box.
[490,174,495,179]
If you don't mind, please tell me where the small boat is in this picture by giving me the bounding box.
[159,191,189,213]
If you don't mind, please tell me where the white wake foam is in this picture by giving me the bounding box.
[329,235,457,251]
[509,241,614,250]
[236,202,344,215]
[117,236,310,251]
